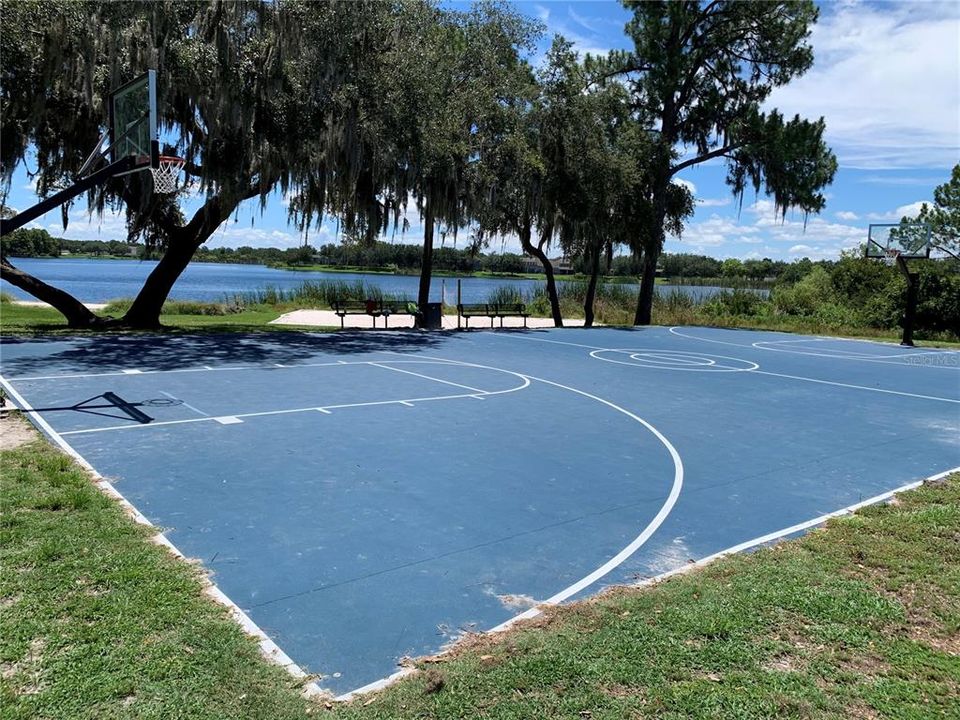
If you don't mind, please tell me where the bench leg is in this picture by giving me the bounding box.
[523,316,527,328]
[340,315,344,329]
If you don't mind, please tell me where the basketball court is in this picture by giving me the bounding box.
[1,326,957,696]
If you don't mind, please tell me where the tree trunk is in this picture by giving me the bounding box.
[120,191,252,328]
[416,198,434,321]
[634,193,668,326]
[584,243,601,328]
[121,230,203,328]
[0,257,102,328]
[519,219,562,327]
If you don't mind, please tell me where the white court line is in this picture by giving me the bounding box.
[159,390,209,417]
[502,332,955,399]
[368,361,488,394]
[591,349,757,373]
[340,463,960,700]
[752,369,959,404]
[381,354,685,625]
[338,354,685,700]
[669,326,959,368]
[627,464,960,590]
[753,340,954,360]
[0,372,325,699]
[57,394,474,436]
[55,363,531,436]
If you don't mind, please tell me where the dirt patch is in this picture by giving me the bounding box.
[0,412,36,450]
[1,637,47,695]
[763,654,802,673]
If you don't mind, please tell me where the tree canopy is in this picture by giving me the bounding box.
[905,163,960,258]
[590,0,837,324]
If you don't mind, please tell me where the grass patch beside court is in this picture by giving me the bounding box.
[0,299,324,334]
[1,414,957,719]
[0,418,316,720]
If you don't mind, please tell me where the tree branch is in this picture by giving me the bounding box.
[670,143,743,176]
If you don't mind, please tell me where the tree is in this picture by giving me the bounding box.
[595,1,836,325]
[287,2,538,319]
[905,163,960,257]
[0,1,471,328]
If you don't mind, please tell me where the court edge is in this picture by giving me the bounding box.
[337,462,960,701]
[2,365,956,703]
[0,372,329,699]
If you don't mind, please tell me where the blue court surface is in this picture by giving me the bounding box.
[1,326,958,696]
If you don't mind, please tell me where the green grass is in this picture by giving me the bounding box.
[0,300,326,335]
[0,426,316,719]
[1,414,957,718]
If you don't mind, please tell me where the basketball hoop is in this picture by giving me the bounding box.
[883,249,900,267]
[150,155,185,194]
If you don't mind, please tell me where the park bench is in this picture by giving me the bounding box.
[330,299,419,328]
[457,302,529,329]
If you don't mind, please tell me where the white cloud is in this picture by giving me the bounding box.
[835,210,859,221]
[698,197,731,207]
[673,178,697,194]
[859,174,942,186]
[789,244,814,254]
[866,200,928,221]
[766,2,960,169]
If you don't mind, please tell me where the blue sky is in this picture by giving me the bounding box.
[6,0,959,261]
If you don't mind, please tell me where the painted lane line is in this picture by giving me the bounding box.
[316,408,332,415]
[752,341,956,361]
[0,373,324,698]
[383,353,683,627]
[368,361,488,394]
[215,416,244,425]
[591,349,758,373]
[159,390,209,417]
[488,374,683,625]
[122,369,143,374]
[752,369,960,404]
[399,401,414,407]
[332,356,683,700]
[669,326,959,369]
[56,370,531,437]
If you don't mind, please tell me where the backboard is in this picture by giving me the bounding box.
[866,222,931,259]
[109,69,158,173]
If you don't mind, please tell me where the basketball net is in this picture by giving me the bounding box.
[150,156,185,194]
[883,249,900,267]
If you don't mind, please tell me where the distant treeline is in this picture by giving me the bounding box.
[0,228,860,283]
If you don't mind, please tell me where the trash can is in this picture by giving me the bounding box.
[421,302,443,330]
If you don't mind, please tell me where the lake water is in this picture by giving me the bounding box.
[2,257,756,305]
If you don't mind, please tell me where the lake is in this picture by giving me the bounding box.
[2,257,757,305]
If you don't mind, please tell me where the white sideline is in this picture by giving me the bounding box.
[337,463,960,701]
[627,464,960,589]
[0,372,327,699]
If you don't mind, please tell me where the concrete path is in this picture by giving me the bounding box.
[269,308,589,329]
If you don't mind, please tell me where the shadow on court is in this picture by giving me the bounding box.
[0,329,458,377]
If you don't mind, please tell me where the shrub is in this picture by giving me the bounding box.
[772,266,834,316]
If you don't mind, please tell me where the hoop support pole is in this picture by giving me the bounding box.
[0,155,137,237]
